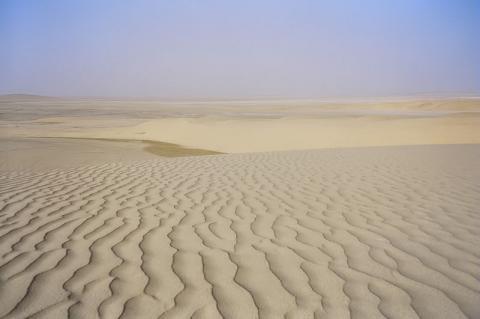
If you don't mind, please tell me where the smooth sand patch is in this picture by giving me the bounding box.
[0,137,220,172]
[39,137,223,157]
[0,137,161,171]
[2,98,479,153]
[6,114,479,153]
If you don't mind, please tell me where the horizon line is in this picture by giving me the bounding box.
[2,92,480,103]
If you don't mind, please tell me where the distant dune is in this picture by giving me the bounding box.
[0,94,59,102]
[1,97,479,153]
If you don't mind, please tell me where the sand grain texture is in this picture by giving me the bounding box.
[1,145,479,319]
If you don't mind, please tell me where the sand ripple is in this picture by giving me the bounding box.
[1,145,479,319]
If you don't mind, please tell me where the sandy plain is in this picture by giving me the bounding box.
[0,95,480,319]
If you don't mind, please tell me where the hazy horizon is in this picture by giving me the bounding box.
[1,0,479,99]
[2,92,480,102]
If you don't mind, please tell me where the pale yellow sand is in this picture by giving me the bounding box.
[1,145,479,318]
[1,97,480,318]
[1,97,480,153]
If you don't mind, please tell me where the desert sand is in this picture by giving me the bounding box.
[1,96,480,318]
[1,96,480,153]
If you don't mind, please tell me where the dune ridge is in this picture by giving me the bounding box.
[1,144,479,319]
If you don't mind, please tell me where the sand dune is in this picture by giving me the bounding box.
[1,97,480,318]
[62,115,480,153]
[1,145,479,319]
[2,97,479,153]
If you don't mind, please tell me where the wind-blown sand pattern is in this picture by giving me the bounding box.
[1,145,479,319]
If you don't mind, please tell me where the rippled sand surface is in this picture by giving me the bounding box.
[1,145,479,319]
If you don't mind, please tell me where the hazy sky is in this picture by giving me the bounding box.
[1,0,479,98]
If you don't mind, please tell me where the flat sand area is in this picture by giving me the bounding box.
[1,97,480,318]
[2,97,480,153]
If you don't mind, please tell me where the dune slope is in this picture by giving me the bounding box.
[0,145,479,319]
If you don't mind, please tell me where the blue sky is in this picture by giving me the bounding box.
[1,0,479,98]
